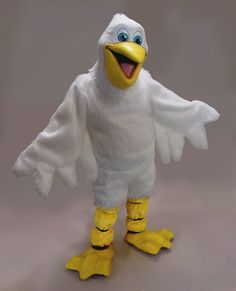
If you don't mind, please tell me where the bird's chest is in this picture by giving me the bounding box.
[86,93,151,137]
[85,86,155,164]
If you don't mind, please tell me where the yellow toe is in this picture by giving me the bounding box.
[65,245,114,280]
[65,256,82,271]
[142,241,161,255]
[125,229,174,255]
[158,228,174,240]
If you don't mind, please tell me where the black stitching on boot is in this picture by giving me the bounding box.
[128,217,144,221]
[127,230,144,234]
[96,227,109,232]
[92,244,109,250]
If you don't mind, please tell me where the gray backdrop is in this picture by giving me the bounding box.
[1,1,235,291]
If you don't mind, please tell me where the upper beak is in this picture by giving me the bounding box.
[106,42,147,64]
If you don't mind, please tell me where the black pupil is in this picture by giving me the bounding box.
[136,37,141,44]
[121,34,127,41]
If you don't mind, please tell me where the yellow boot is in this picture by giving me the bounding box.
[66,207,119,280]
[125,198,174,255]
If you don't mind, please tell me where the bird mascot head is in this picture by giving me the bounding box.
[97,13,148,89]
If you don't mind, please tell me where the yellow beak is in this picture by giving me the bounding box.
[103,42,147,89]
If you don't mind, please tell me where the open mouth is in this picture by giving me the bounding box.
[109,49,138,79]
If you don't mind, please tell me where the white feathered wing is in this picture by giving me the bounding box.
[147,74,220,163]
[13,78,97,197]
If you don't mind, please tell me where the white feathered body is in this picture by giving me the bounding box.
[84,71,154,169]
[79,69,156,207]
[13,66,219,205]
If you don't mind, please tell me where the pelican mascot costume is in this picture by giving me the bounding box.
[13,14,220,279]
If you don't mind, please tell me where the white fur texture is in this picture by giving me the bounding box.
[13,13,220,207]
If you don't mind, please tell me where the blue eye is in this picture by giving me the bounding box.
[134,35,142,45]
[117,32,129,42]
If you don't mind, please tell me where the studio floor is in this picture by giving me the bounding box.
[1,175,236,291]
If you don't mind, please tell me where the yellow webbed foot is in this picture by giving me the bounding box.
[125,228,174,255]
[65,245,114,280]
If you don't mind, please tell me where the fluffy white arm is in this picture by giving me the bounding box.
[148,77,220,163]
[13,80,88,197]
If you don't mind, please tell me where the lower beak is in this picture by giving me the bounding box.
[104,42,147,89]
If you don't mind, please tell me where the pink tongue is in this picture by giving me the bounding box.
[119,63,135,78]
